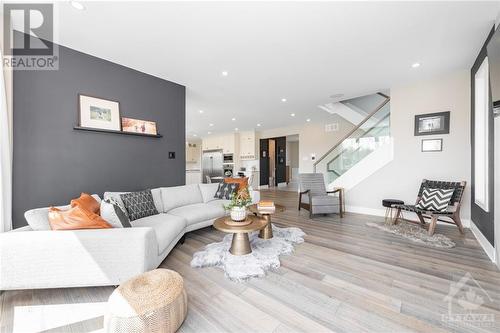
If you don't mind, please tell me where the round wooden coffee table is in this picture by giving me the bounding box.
[248,204,285,239]
[213,215,267,255]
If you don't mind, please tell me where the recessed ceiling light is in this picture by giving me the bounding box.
[281,98,287,102]
[209,123,214,127]
[411,62,421,68]
[193,134,197,137]
[199,110,204,114]
[231,117,236,121]
[234,128,239,131]
[290,113,295,117]
[71,1,85,10]
[257,123,261,127]
[221,71,228,76]
[306,118,311,122]
[207,131,212,135]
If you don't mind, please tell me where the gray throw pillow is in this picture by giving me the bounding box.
[120,189,158,221]
[100,198,131,228]
[214,182,239,200]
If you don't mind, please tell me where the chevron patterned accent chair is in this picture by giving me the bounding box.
[392,179,466,236]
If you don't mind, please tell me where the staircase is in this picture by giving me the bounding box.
[314,92,392,190]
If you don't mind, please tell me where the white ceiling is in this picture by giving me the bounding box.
[53,1,499,138]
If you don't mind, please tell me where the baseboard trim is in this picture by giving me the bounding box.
[345,205,471,228]
[346,205,386,217]
[470,220,496,263]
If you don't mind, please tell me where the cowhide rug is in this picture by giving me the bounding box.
[190,225,305,282]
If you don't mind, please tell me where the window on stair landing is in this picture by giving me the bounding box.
[474,57,490,211]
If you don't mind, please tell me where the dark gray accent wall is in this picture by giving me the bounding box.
[13,43,185,228]
[471,26,495,245]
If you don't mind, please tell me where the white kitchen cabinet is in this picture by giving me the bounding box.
[214,136,224,150]
[202,136,223,150]
[202,133,238,153]
[239,131,257,160]
[186,143,200,163]
[202,137,213,150]
[202,137,210,150]
[222,133,236,154]
[186,171,201,184]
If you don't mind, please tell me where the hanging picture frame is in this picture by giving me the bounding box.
[421,138,443,152]
[121,117,158,135]
[414,111,450,136]
[78,94,121,131]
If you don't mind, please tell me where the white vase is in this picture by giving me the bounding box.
[230,206,247,221]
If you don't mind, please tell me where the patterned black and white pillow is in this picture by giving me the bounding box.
[214,182,239,200]
[120,189,159,221]
[416,188,455,212]
[100,198,132,228]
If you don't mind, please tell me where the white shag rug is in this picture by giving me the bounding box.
[366,221,456,248]
[190,225,305,282]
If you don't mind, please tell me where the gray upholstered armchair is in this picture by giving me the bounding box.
[298,173,344,218]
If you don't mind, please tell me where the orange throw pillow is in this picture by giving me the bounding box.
[48,206,112,230]
[224,177,249,193]
[71,193,100,215]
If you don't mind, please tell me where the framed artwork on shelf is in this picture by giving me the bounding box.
[121,117,158,135]
[414,111,450,136]
[78,94,121,131]
[421,138,443,152]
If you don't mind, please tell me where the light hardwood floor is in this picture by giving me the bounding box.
[1,190,500,333]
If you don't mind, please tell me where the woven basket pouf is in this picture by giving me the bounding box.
[104,269,187,333]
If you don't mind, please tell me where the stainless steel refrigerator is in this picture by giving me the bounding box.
[202,150,224,183]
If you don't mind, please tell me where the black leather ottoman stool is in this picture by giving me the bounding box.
[382,199,404,224]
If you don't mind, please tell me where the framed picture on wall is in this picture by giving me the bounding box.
[414,111,450,136]
[421,138,443,152]
[78,94,121,131]
[121,117,158,135]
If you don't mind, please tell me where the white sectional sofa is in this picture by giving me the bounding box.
[0,183,259,290]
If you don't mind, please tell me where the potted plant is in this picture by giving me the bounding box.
[225,187,252,221]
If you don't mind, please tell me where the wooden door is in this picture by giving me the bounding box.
[259,139,269,186]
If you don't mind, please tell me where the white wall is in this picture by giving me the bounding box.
[258,114,356,172]
[346,70,471,221]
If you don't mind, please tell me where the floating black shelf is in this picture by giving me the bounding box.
[73,126,162,138]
